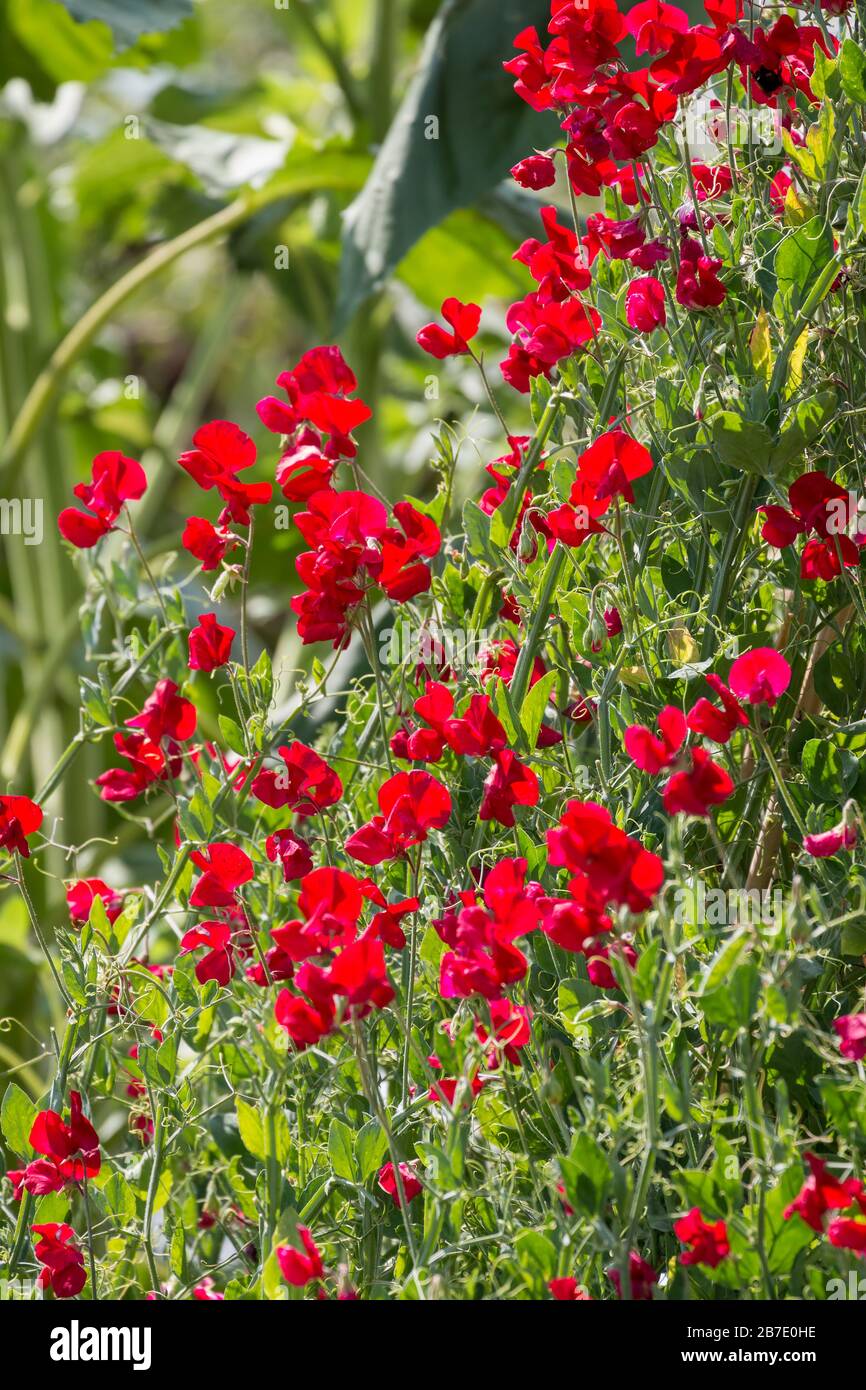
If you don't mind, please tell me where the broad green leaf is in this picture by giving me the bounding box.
[0,1082,37,1158]
[336,0,555,324]
[840,38,866,102]
[328,1117,356,1182]
[57,0,193,48]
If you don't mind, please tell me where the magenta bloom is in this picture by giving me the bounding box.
[625,276,666,332]
[833,1014,866,1061]
[728,648,791,706]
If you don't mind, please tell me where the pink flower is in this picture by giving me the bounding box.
[803,822,857,858]
[276,1226,325,1287]
[833,1014,866,1061]
[728,647,791,706]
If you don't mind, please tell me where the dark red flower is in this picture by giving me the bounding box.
[7,1091,101,1201]
[687,673,749,743]
[127,678,197,743]
[608,1251,658,1300]
[626,275,667,332]
[548,800,664,914]
[265,828,314,882]
[784,1152,866,1232]
[188,612,235,672]
[511,153,557,190]
[676,235,726,308]
[663,747,734,816]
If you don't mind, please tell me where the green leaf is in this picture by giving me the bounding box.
[1,1082,37,1158]
[840,38,866,102]
[355,1120,388,1180]
[328,1117,356,1182]
[773,217,834,320]
[336,0,555,324]
[235,1097,266,1161]
[801,739,859,803]
[520,670,557,748]
[711,415,773,475]
[57,0,193,49]
[144,119,290,197]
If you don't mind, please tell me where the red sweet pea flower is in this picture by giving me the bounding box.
[479,750,540,826]
[265,828,314,882]
[31,1223,87,1298]
[758,471,858,580]
[546,475,610,547]
[270,866,365,962]
[275,987,335,1050]
[345,771,451,865]
[368,896,418,950]
[663,747,734,817]
[180,921,235,986]
[58,451,147,548]
[624,705,686,773]
[514,205,592,300]
[828,1218,866,1252]
[833,1014,866,1061]
[674,1208,730,1268]
[251,742,343,815]
[324,935,395,1013]
[275,440,336,501]
[626,275,667,332]
[189,843,254,909]
[276,1227,325,1287]
[179,420,272,525]
[7,1091,101,1201]
[576,429,654,504]
[728,647,791,706]
[626,0,690,55]
[511,153,557,190]
[95,732,171,803]
[548,800,664,914]
[258,346,372,454]
[0,794,43,858]
[188,612,235,672]
[127,678,197,743]
[182,516,240,571]
[607,1251,658,1300]
[192,1279,225,1300]
[501,293,601,392]
[417,298,481,359]
[686,672,749,743]
[378,1161,423,1206]
[676,234,726,308]
[783,1152,866,1232]
[549,1277,591,1300]
[66,878,123,925]
[604,100,662,160]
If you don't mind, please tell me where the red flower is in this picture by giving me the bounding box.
[345,770,452,865]
[127,678,197,743]
[549,1277,591,1300]
[548,800,664,913]
[501,293,600,392]
[511,154,556,190]
[275,987,335,1050]
[326,935,395,1014]
[576,429,654,504]
[728,647,791,706]
[182,516,240,571]
[417,298,481,359]
[188,612,235,672]
[275,441,336,501]
[258,346,371,453]
[607,1251,658,1300]
[676,235,726,309]
[95,732,171,803]
[0,794,43,858]
[377,1161,423,1206]
[31,1223,87,1298]
[179,420,272,524]
[189,843,254,909]
[663,748,734,817]
[479,750,539,827]
[784,1152,866,1232]
[833,1014,866,1061]
[626,275,667,332]
[276,1227,324,1287]
[626,0,689,55]
[674,1208,730,1268]
[66,878,123,925]
[475,998,532,1067]
[827,1218,866,1253]
[624,705,686,773]
[265,828,314,882]
[251,742,343,815]
[758,471,858,580]
[180,921,235,986]
[58,451,147,548]
[7,1091,100,1200]
[686,673,749,743]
